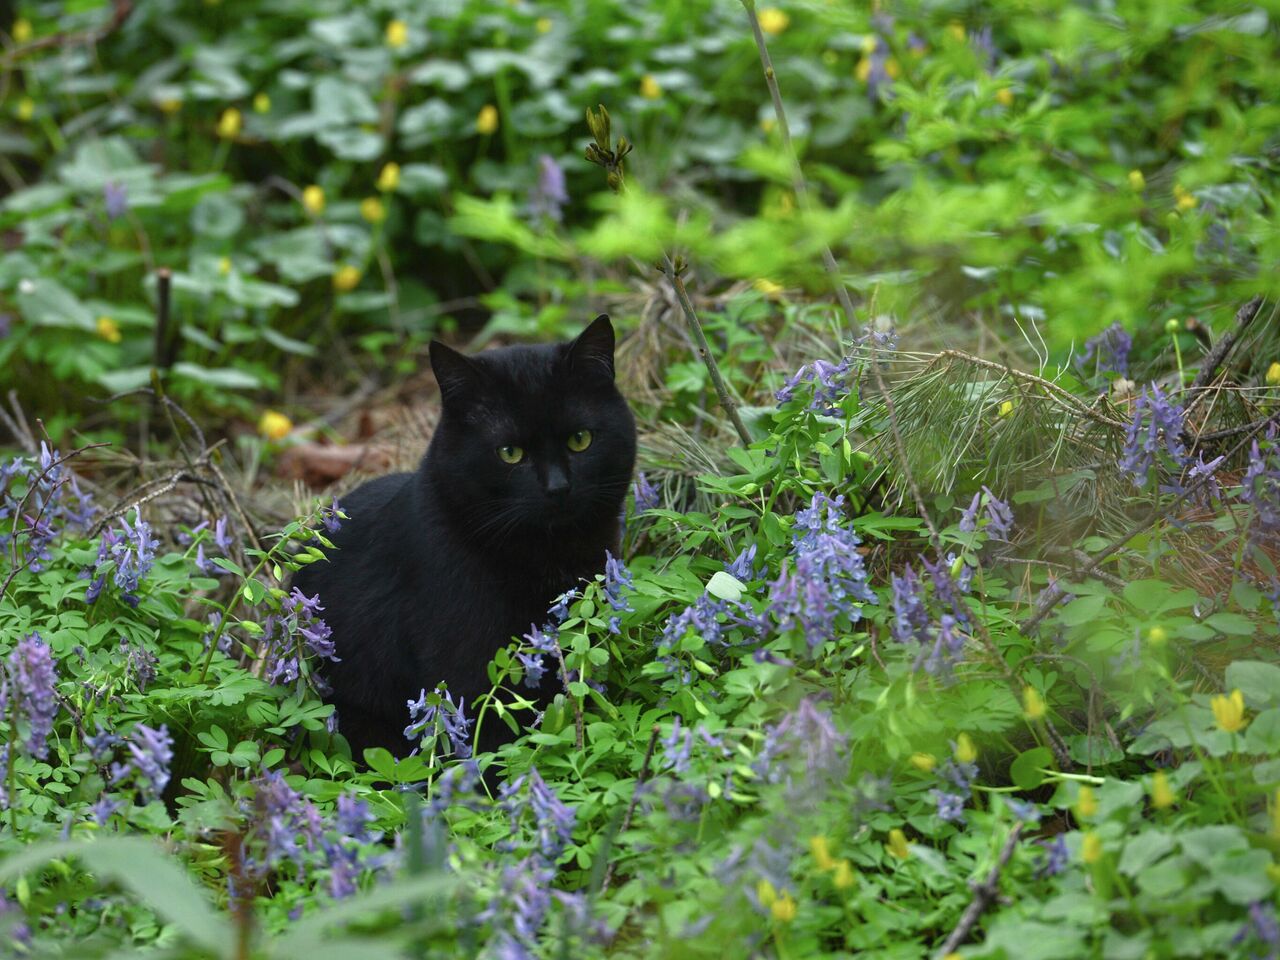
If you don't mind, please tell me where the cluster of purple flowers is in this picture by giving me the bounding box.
[103,181,129,220]
[603,551,634,634]
[768,493,877,652]
[1034,835,1069,878]
[752,698,847,800]
[526,154,568,223]
[1075,322,1132,377]
[930,756,978,824]
[110,722,173,803]
[958,487,1015,539]
[633,472,659,514]
[514,588,577,691]
[1233,902,1280,960]
[1241,438,1280,543]
[0,444,96,575]
[1119,385,1188,487]
[192,516,234,576]
[260,588,339,688]
[890,558,971,679]
[0,633,59,759]
[405,687,473,759]
[85,509,159,606]
[776,357,855,415]
[120,636,158,692]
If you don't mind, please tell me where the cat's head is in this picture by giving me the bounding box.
[425,315,637,540]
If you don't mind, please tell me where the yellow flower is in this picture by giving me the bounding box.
[258,410,293,441]
[998,399,1014,417]
[333,264,361,292]
[1081,831,1102,864]
[760,116,776,133]
[476,104,499,134]
[1146,625,1168,645]
[756,878,777,907]
[95,316,122,344]
[376,162,401,192]
[536,17,553,33]
[822,50,838,66]
[758,7,790,35]
[1023,687,1046,721]
[360,196,386,224]
[855,57,872,82]
[218,256,232,276]
[158,97,182,115]
[13,18,32,44]
[1266,361,1280,386]
[302,185,325,215]
[17,97,34,121]
[1128,169,1146,191]
[385,19,408,49]
[996,87,1014,106]
[1174,183,1197,211]
[886,828,910,860]
[1150,770,1175,810]
[909,752,937,773]
[860,35,877,54]
[216,108,242,139]
[947,22,966,42]
[253,92,271,114]
[770,891,797,923]
[1075,785,1098,819]
[885,58,901,79]
[639,74,662,100]
[954,733,978,764]
[754,278,783,296]
[831,860,855,888]
[1270,790,1280,840]
[809,836,837,871]
[1211,689,1247,733]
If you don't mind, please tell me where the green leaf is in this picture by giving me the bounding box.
[706,571,745,602]
[1057,594,1107,626]
[172,362,262,390]
[1009,746,1054,790]
[1225,660,1280,708]
[1118,830,1175,876]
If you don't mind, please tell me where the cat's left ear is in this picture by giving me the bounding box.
[565,314,615,382]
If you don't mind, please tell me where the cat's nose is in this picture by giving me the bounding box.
[543,464,571,500]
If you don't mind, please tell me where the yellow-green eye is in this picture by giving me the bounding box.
[567,429,592,452]
[498,445,524,464]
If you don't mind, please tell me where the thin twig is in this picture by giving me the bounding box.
[1184,295,1266,415]
[934,824,1024,958]
[601,724,661,893]
[662,255,752,445]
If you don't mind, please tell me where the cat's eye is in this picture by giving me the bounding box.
[567,430,593,452]
[497,445,524,464]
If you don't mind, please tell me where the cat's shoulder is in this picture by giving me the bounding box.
[338,472,415,517]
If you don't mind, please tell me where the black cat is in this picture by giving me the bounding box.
[293,315,636,762]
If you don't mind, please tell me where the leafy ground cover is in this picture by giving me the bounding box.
[2,1,1280,958]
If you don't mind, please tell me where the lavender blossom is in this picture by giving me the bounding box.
[527,154,568,223]
[111,723,173,803]
[752,698,847,799]
[1233,902,1280,960]
[405,688,473,759]
[1241,439,1280,541]
[776,357,855,415]
[603,551,634,633]
[248,769,325,873]
[891,565,930,646]
[121,637,158,692]
[1119,385,1188,486]
[103,181,129,220]
[91,795,123,826]
[5,633,59,757]
[932,790,966,823]
[633,472,659,513]
[85,722,121,763]
[982,486,1015,539]
[959,492,982,533]
[1005,797,1042,823]
[1076,322,1132,377]
[498,767,576,861]
[320,498,342,534]
[725,544,758,581]
[1034,835,1069,878]
[261,589,339,687]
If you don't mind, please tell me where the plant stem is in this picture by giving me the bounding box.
[662,254,752,445]
[740,0,857,335]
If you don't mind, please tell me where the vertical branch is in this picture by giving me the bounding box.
[741,0,857,334]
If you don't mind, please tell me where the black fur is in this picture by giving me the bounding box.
[293,316,636,760]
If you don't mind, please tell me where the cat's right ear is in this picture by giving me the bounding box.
[430,341,483,405]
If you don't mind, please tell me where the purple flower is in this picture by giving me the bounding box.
[261,589,339,686]
[527,154,568,223]
[661,716,693,774]
[214,516,233,552]
[320,498,342,534]
[939,758,978,798]
[498,767,576,862]
[120,636,158,692]
[725,544,758,581]
[982,487,1015,539]
[1233,902,1280,960]
[891,566,930,645]
[969,25,996,70]
[776,357,855,415]
[633,472,659,513]
[111,723,173,803]
[484,860,555,956]
[959,492,982,533]
[405,688,473,759]
[932,790,966,823]
[1034,835,1069,878]
[248,769,325,873]
[91,795,123,825]
[1076,323,1132,377]
[0,314,10,338]
[603,551,634,634]
[753,698,847,799]
[1241,439,1280,541]
[1120,385,1188,486]
[1005,797,1042,823]
[85,722,121,763]
[4,633,59,757]
[103,181,129,220]
[548,589,577,624]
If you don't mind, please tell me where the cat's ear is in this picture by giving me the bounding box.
[565,314,615,382]
[430,340,483,404]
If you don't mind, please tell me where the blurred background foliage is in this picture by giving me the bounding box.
[1,0,1276,436]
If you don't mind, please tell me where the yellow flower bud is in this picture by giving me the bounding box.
[13,18,32,44]
[1023,686,1047,721]
[253,92,271,114]
[1128,169,1145,191]
[1165,318,1180,334]
[385,19,408,49]
[301,185,325,215]
[998,399,1014,417]
[809,836,837,871]
[360,197,386,224]
[1146,625,1168,645]
[947,22,966,42]
[218,256,232,276]
[17,97,34,122]
[754,278,783,296]
[996,87,1013,106]
[909,752,937,773]
[1075,785,1098,819]
[536,17,553,33]
[886,828,910,860]
[640,74,662,100]
[822,50,838,66]
[760,116,776,133]
[756,879,777,907]
[332,264,361,292]
[758,8,790,35]
[1150,770,1175,810]
[1081,831,1102,864]
[954,733,978,764]
[860,35,878,54]
[831,859,855,888]
[376,162,401,193]
[216,108,242,139]
[1174,183,1197,211]
[855,57,872,82]
[158,97,182,115]
[885,58,901,80]
[476,104,499,134]
[258,410,293,441]
[1266,361,1280,387]
[96,316,122,344]
[1211,689,1247,733]
[770,891,796,923]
